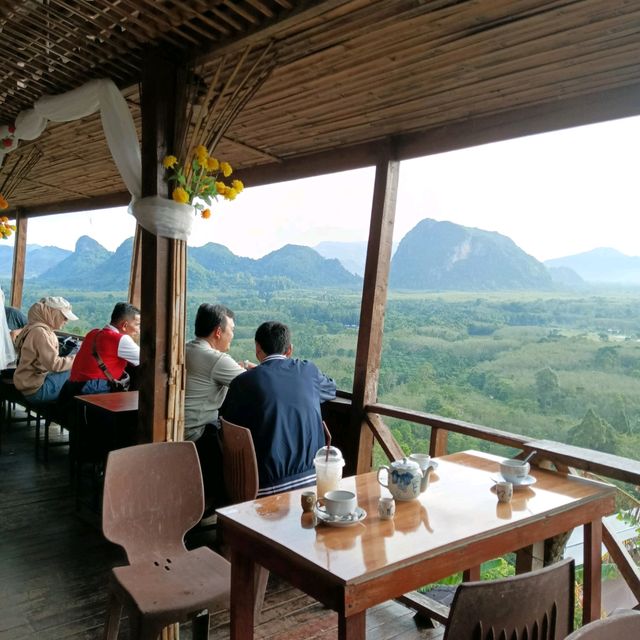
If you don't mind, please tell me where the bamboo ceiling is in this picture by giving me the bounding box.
[2,0,640,213]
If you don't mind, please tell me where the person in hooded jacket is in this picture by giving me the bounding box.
[14,296,78,404]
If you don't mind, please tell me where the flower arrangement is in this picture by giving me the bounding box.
[0,213,16,239]
[162,145,244,219]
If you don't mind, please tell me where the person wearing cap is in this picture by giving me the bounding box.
[220,320,336,496]
[13,296,78,404]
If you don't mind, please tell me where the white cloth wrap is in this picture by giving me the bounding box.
[129,196,194,241]
[2,79,142,198]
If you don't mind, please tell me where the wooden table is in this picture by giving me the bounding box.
[217,450,616,640]
[75,390,139,413]
[73,391,139,461]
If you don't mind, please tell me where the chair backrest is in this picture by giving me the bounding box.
[443,558,575,640]
[565,609,640,639]
[102,441,204,563]
[220,417,259,503]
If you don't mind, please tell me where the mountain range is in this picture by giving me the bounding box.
[12,236,362,291]
[1,219,638,291]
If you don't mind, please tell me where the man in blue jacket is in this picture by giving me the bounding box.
[220,321,337,496]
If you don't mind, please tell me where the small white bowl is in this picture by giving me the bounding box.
[500,459,530,484]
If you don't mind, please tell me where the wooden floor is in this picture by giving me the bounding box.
[0,410,443,639]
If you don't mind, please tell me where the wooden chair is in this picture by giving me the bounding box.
[220,417,269,619]
[443,558,575,640]
[101,441,230,640]
[565,609,640,638]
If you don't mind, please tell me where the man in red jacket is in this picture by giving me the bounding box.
[66,302,140,395]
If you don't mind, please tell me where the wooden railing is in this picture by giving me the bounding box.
[326,398,640,612]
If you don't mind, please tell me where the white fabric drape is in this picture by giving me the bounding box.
[1,78,142,199]
[129,196,194,241]
[0,78,197,239]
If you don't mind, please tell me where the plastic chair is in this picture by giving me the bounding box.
[565,609,640,638]
[220,417,268,619]
[443,558,575,640]
[101,441,230,640]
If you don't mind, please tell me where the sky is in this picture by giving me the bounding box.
[15,114,640,263]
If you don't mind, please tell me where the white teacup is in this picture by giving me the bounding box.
[500,459,530,484]
[316,489,357,517]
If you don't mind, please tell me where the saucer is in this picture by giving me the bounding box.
[496,474,537,488]
[316,506,367,527]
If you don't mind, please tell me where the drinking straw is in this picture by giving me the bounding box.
[322,421,331,461]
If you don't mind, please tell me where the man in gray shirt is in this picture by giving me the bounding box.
[185,303,249,509]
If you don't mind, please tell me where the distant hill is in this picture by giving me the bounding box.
[29,237,361,291]
[390,218,553,291]
[0,244,71,278]
[545,248,640,284]
[258,244,361,287]
[547,266,585,287]
[314,241,369,276]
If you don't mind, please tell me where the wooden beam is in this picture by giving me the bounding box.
[602,519,640,603]
[10,212,27,308]
[352,153,399,474]
[16,191,130,218]
[138,51,186,445]
[365,413,404,462]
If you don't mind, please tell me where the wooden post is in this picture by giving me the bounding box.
[351,154,399,474]
[138,52,188,445]
[128,226,142,308]
[583,518,603,624]
[10,212,27,308]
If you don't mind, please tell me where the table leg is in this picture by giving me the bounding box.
[463,566,481,581]
[230,548,256,640]
[583,518,603,624]
[338,611,366,640]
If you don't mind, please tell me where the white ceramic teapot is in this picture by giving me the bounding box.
[377,457,423,501]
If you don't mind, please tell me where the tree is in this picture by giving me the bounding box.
[567,409,619,454]
[535,367,560,413]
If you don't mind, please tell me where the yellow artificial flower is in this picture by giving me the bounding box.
[220,161,233,178]
[172,186,189,204]
[231,179,244,192]
[206,157,219,171]
[201,208,212,219]
[215,181,227,196]
[195,145,208,164]
[162,155,178,169]
[224,188,238,201]
[0,194,8,210]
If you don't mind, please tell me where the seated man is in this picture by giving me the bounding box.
[221,321,337,496]
[185,303,250,509]
[65,302,140,395]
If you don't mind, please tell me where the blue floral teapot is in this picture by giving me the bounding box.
[377,457,423,501]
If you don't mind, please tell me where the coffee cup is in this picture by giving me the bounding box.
[409,453,432,492]
[316,489,357,518]
[499,459,530,485]
[496,481,513,503]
